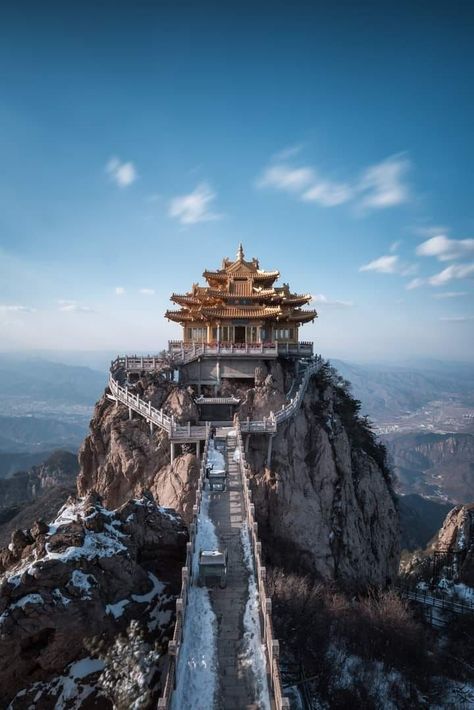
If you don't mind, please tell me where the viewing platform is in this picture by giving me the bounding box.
[168,340,314,361]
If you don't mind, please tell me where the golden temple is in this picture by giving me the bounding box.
[165,244,317,345]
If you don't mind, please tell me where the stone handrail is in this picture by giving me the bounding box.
[274,356,323,424]
[235,420,290,710]
[109,355,322,440]
[108,373,210,441]
[168,340,314,364]
[108,374,173,432]
[157,434,211,709]
[239,356,323,434]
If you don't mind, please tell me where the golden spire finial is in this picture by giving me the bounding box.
[237,243,244,261]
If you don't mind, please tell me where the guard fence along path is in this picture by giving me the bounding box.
[107,355,324,707]
[108,355,323,440]
[157,428,289,709]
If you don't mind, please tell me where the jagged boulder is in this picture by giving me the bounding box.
[0,495,187,707]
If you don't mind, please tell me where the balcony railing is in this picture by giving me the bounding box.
[168,340,313,361]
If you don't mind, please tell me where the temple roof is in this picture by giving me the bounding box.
[165,245,317,326]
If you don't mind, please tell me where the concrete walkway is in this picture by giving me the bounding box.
[208,432,257,710]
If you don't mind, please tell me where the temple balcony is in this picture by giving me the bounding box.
[168,340,313,360]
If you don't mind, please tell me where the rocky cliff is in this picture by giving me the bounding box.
[401,502,474,593]
[77,374,200,521]
[0,492,187,707]
[241,361,399,587]
[80,362,399,588]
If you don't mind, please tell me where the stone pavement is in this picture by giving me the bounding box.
[208,432,258,710]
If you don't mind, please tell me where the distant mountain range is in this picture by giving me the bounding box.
[384,431,474,504]
[0,354,106,458]
[331,358,474,426]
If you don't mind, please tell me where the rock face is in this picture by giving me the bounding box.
[243,362,400,587]
[400,503,474,592]
[0,493,187,707]
[77,377,200,521]
[0,450,78,547]
[434,503,474,586]
[79,361,399,588]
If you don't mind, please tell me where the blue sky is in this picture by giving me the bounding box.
[0,0,473,361]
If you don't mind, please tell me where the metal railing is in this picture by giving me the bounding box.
[397,584,474,616]
[157,434,211,709]
[235,420,290,710]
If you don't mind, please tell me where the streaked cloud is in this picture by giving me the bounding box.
[139,288,155,295]
[115,287,126,296]
[408,263,474,289]
[416,234,474,261]
[301,180,353,207]
[0,304,35,313]
[58,300,94,313]
[433,291,469,299]
[358,154,410,209]
[311,294,354,308]
[359,255,399,274]
[429,263,474,286]
[256,165,314,193]
[256,152,411,211]
[105,157,138,188]
[439,315,474,322]
[169,182,222,225]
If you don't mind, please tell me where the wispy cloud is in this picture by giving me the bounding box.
[139,288,155,295]
[429,263,474,286]
[301,180,353,207]
[416,234,474,261]
[105,157,138,188]
[359,255,399,274]
[406,277,425,290]
[115,287,126,296]
[433,291,469,299]
[256,165,314,193]
[358,154,410,209]
[439,315,474,322]
[408,263,474,289]
[58,300,94,313]
[169,182,222,225]
[0,304,35,313]
[256,152,411,211]
[311,294,354,307]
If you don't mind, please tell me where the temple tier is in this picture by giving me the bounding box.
[165,243,317,346]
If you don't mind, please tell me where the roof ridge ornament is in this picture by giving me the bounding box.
[237,243,244,261]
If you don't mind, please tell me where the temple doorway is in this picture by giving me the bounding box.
[234,326,246,344]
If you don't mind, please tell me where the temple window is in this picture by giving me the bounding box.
[275,328,294,340]
[189,327,207,341]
